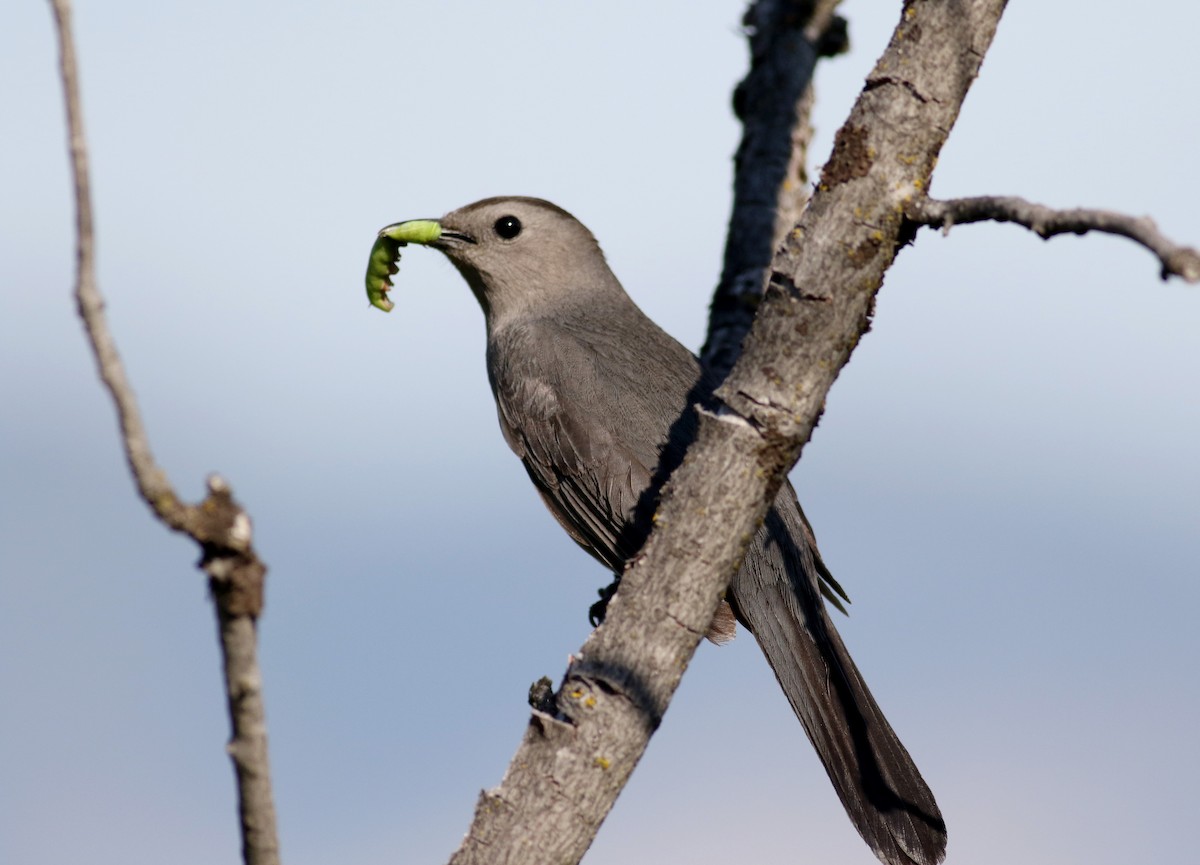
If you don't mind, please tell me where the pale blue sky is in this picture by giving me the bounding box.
[2,3,1197,865]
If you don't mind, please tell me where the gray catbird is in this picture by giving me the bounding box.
[372,197,946,865]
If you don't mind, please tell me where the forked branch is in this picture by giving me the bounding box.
[447,3,1011,864]
[48,2,280,863]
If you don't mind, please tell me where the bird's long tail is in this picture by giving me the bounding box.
[728,501,946,865]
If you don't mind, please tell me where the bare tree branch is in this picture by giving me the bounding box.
[47,2,281,863]
[703,0,848,379]
[906,194,1200,283]
[448,3,1008,863]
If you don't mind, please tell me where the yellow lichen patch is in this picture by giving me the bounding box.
[594,756,611,770]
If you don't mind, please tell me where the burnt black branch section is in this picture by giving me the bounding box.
[703,0,849,380]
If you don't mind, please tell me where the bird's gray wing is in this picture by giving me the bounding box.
[487,325,662,574]
[787,483,850,613]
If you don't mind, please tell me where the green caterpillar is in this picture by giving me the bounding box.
[364,220,443,313]
[364,234,401,312]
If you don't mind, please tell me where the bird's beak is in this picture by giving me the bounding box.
[364,219,443,312]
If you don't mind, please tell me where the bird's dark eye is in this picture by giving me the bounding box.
[494,215,522,240]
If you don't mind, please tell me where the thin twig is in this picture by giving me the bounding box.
[48,0,188,528]
[907,194,1200,283]
[47,3,281,863]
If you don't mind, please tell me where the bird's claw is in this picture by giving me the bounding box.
[588,577,621,627]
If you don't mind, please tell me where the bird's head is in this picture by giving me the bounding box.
[368,197,623,327]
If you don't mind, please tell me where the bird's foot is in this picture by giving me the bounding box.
[588,576,621,627]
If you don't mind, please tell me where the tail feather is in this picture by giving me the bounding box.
[729,500,946,865]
